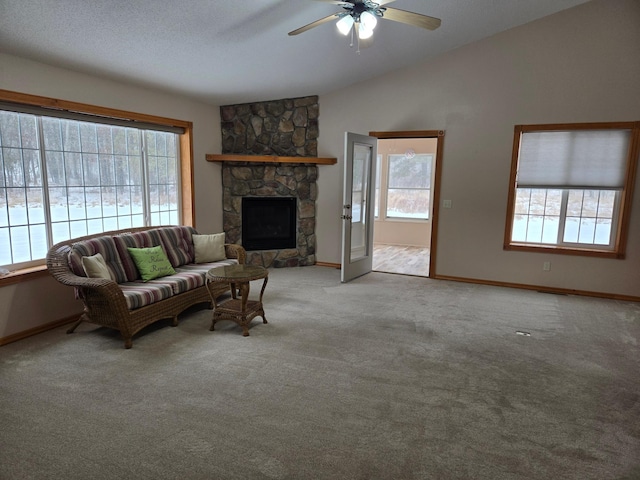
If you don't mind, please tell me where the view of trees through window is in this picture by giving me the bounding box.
[386,153,432,219]
[512,188,617,246]
[0,109,179,268]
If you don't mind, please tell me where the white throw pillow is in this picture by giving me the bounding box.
[81,253,114,280]
[193,233,226,263]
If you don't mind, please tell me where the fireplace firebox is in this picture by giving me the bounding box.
[242,197,297,251]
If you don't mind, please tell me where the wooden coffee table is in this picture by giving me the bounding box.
[205,264,268,336]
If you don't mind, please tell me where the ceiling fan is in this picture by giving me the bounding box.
[288,0,441,48]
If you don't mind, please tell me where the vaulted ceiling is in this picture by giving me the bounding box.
[0,0,591,105]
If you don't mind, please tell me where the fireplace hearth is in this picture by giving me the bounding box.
[242,197,296,251]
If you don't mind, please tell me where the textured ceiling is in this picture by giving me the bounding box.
[0,0,591,105]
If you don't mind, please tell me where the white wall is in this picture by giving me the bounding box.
[316,0,640,297]
[0,54,222,339]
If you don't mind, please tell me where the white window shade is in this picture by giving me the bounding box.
[517,129,631,189]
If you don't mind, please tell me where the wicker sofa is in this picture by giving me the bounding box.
[46,226,246,349]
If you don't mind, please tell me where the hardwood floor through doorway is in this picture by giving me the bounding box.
[372,244,430,277]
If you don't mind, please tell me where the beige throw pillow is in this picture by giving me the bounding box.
[81,253,114,280]
[193,233,226,263]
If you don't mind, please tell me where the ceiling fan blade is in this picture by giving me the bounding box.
[311,0,350,3]
[309,0,395,7]
[383,7,441,30]
[311,0,395,6]
[288,13,341,36]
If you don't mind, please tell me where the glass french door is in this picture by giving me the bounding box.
[341,132,377,283]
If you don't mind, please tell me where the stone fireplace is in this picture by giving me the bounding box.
[214,95,333,268]
[222,163,318,268]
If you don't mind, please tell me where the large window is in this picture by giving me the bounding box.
[386,153,432,220]
[505,122,639,257]
[1,104,184,270]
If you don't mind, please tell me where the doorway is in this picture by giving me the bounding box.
[369,130,444,278]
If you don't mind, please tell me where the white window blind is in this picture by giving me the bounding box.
[517,129,631,189]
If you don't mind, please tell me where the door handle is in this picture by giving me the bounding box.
[341,215,352,220]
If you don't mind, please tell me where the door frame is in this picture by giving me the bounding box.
[369,130,445,278]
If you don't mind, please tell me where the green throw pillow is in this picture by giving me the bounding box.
[127,246,175,282]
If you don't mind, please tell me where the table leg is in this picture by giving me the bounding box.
[259,276,268,324]
[240,282,250,336]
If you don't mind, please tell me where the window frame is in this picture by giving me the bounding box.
[504,121,640,259]
[0,89,195,285]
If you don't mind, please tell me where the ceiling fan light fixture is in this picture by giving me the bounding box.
[358,22,374,40]
[360,10,378,31]
[336,14,354,35]
[289,1,441,41]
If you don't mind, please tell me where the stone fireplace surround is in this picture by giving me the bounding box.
[222,163,318,268]
[217,95,336,268]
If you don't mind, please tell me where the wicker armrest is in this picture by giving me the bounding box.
[46,244,114,288]
[46,242,127,308]
[51,270,116,289]
[224,244,246,264]
[47,247,130,327]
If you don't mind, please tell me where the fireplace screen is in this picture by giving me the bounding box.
[242,197,297,251]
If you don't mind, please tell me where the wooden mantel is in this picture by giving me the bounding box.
[206,154,337,165]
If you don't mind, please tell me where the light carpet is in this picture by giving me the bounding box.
[1,266,639,479]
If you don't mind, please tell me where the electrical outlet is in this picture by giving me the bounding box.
[443,199,452,208]
[543,261,551,271]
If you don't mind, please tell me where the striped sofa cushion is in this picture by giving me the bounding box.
[119,281,174,310]
[176,258,239,284]
[148,270,204,295]
[177,258,238,275]
[120,260,238,308]
[68,236,128,284]
[156,226,196,268]
[114,230,166,282]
